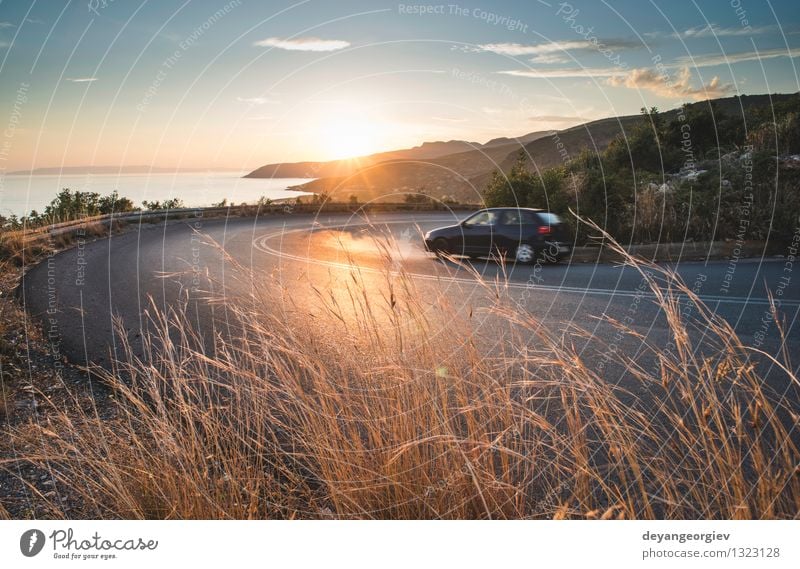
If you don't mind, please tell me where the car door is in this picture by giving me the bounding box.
[497,209,526,252]
[461,210,499,255]
[497,209,538,249]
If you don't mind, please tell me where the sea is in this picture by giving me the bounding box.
[0,171,314,217]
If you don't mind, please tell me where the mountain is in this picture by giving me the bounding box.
[251,93,799,203]
[243,132,552,180]
[243,140,477,179]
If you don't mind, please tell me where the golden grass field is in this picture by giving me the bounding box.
[2,229,798,520]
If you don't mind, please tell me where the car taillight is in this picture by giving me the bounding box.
[537,225,551,235]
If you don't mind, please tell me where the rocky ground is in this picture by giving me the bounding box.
[0,253,115,519]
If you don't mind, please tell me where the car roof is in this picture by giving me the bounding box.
[483,207,543,212]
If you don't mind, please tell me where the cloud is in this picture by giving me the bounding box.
[65,77,98,83]
[499,67,624,79]
[674,46,800,68]
[481,107,503,115]
[253,37,350,52]
[24,18,44,25]
[476,39,638,57]
[529,53,571,64]
[0,21,14,28]
[607,66,734,100]
[647,24,780,39]
[236,96,276,105]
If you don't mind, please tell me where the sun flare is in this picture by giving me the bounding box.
[318,114,380,160]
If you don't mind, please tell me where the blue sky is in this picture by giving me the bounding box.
[0,0,798,170]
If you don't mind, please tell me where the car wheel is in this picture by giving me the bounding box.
[433,237,450,256]
[514,243,535,264]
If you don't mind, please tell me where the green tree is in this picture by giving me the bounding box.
[483,151,537,207]
[98,190,136,214]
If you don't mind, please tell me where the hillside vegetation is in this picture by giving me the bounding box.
[485,93,800,246]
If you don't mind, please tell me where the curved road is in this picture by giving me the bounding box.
[21,212,800,392]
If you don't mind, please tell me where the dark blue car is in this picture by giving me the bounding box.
[424,207,572,263]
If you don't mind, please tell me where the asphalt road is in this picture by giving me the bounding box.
[20,212,800,392]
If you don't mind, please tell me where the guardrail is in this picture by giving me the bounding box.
[4,203,771,265]
[8,202,478,242]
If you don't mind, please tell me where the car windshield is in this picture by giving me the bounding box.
[463,211,499,226]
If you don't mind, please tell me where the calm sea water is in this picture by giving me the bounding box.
[0,171,313,217]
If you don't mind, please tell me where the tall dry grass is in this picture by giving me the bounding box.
[3,230,799,519]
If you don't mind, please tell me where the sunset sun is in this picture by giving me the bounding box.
[318,114,381,160]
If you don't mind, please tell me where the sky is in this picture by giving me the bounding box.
[0,0,798,171]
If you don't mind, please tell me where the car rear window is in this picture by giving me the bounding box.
[538,213,563,225]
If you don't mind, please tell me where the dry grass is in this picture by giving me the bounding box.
[0,221,114,266]
[2,230,798,519]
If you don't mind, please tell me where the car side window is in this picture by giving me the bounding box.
[503,210,537,225]
[503,210,521,225]
[464,211,498,226]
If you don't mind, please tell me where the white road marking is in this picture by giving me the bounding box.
[251,221,800,308]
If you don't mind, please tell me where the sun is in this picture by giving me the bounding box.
[318,114,380,160]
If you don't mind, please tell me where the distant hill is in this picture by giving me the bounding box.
[243,132,552,181]
[252,93,799,203]
[286,135,556,202]
[244,140,476,179]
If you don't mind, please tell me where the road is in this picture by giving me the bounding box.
[20,211,800,392]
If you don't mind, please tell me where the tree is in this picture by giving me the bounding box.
[483,151,534,207]
[144,198,184,210]
[483,151,570,213]
[98,190,136,214]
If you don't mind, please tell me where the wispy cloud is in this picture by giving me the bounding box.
[647,23,780,39]
[607,67,734,100]
[236,96,276,105]
[530,53,571,64]
[499,67,623,79]
[253,37,350,52]
[24,18,44,25]
[476,39,638,57]
[675,46,800,68]
[0,21,14,28]
[65,77,99,83]
[500,44,800,84]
